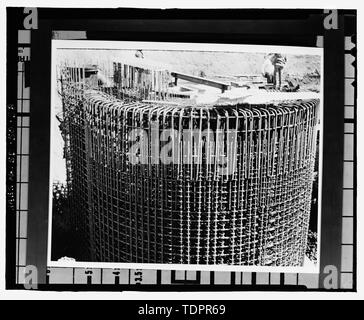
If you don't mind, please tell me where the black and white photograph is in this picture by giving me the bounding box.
[3,2,360,300]
[48,41,323,272]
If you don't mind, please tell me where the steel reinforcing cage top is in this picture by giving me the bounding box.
[57,61,320,266]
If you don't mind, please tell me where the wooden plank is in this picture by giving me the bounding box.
[171,71,230,93]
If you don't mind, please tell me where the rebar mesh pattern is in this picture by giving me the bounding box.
[113,62,172,101]
[59,64,319,266]
[58,67,92,260]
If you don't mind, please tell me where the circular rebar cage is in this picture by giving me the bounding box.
[58,62,320,266]
[62,87,320,266]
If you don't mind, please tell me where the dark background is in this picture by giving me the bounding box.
[6,7,356,291]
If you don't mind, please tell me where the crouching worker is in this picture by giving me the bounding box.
[261,53,275,84]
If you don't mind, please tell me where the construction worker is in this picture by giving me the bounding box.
[135,49,144,59]
[262,53,287,89]
[261,53,275,84]
[271,53,287,90]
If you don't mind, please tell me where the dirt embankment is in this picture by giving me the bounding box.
[285,70,321,92]
[57,49,322,92]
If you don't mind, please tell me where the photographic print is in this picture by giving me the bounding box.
[48,40,323,273]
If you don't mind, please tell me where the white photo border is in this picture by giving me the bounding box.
[48,39,324,273]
